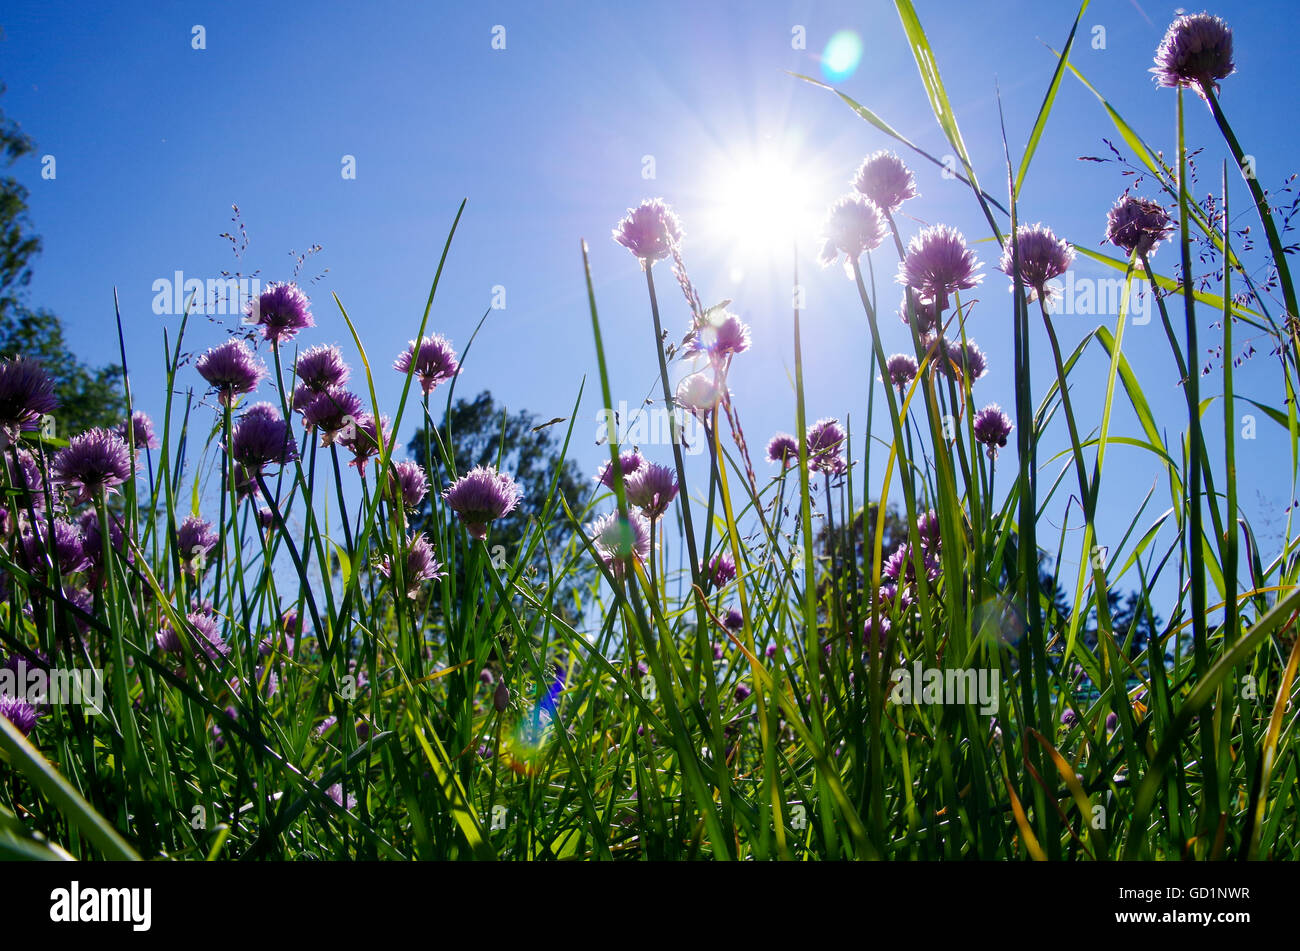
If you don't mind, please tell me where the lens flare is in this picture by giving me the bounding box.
[974,596,1026,648]
[499,664,566,776]
[821,30,863,82]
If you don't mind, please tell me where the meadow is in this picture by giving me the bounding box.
[1,3,1298,861]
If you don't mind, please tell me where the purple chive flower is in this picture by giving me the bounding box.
[1106,195,1174,259]
[687,311,751,360]
[595,450,645,490]
[916,511,942,552]
[301,387,364,446]
[934,338,987,383]
[707,551,737,588]
[819,193,888,267]
[389,460,429,509]
[378,532,447,599]
[52,428,132,504]
[852,150,918,214]
[961,341,988,382]
[878,582,915,613]
[1106,712,1119,732]
[973,403,1013,454]
[882,542,940,588]
[115,411,159,450]
[612,199,683,265]
[393,334,460,396]
[675,370,727,418]
[157,610,230,664]
[0,695,38,736]
[723,608,744,631]
[326,783,358,811]
[248,281,314,345]
[1152,13,1234,93]
[588,511,652,579]
[177,515,218,576]
[806,417,846,474]
[862,615,891,650]
[341,413,390,476]
[79,509,128,577]
[885,353,918,389]
[196,339,268,406]
[19,519,90,576]
[767,432,799,467]
[493,680,510,712]
[295,343,351,393]
[734,683,752,703]
[0,357,58,442]
[900,294,941,335]
[898,225,983,310]
[232,403,298,473]
[7,449,45,511]
[1060,709,1078,728]
[443,465,523,539]
[1000,223,1074,294]
[625,462,679,519]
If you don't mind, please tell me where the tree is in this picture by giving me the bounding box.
[406,390,592,615]
[0,82,39,317]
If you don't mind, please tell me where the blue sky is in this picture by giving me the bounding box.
[3,0,1297,614]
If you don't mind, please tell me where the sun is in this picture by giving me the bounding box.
[699,145,825,275]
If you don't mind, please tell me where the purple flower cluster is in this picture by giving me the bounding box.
[177,515,219,576]
[852,150,918,214]
[595,450,645,490]
[973,403,1013,456]
[1106,195,1174,259]
[707,551,737,588]
[613,199,683,265]
[885,353,918,390]
[819,194,887,268]
[301,388,363,446]
[196,339,267,406]
[766,432,799,468]
[389,460,429,509]
[443,465,523,539]
[294,344,351,407]
[589,511,652,579]
[394,335,459,396]
[687,310,751,362]
[52,429,133,504]
[115,411,159,450]
[625,462,678,520]
[806,418,846,475]
[0,357,58,442]
[1152,13,1234,93]
[1000,223,1074,294]
[248,282,314,345]
[898,225,983,311]
[232,403,298,475]
[379,532,446,598]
